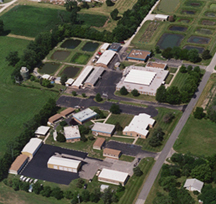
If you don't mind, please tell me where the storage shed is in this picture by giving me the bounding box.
[155,14,169,21]
[47,156,81,173]
[21,138,43,159]
[93,137,106,150]
[103,148,121,159]
[184,179,204,193]
[108,43,121,52]
[98,168,129,186]
[9,154,29,175]
[65,78,74,86]
[92,123,115,137]
[35,126,50,137]
[100,43,110,53]
[73,108,97,124]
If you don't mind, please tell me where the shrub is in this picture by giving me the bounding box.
[110,104,120,114]
[131,89,139,97]
[133,166,143,176]
[120,86,128,95]
[60,121,67,127]
[72,91,77,96]
[82,93,86,97]
[56,133,66,142]
[76,178,84,188]
[194,107,205,119]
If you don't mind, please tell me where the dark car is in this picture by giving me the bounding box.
[84,184,87,189]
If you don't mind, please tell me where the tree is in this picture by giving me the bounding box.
[198,185,216,204]
[194,66,201,74]
[106,0,114,6]
[40,186,52,197]
[33,182,43,194]
[187,65,193,73]
[172,46,181,59]
[162,47,173,59]
[180,49,189,60]
[110,104,120,114]
[56,132,66,142]
[41,79,52,88]
[82,93,86,98]
[120,86,128,95]
[94,108,105,118]
[131,89,139,97]
[156,85,167,102]
[133,166,143,176]
[82,2,89,9]
[20,182,29,192]
[155,46,161,54]
[0,20,4,35]
[81,190,90,202]
[188,49,201,63]
[70,9,78,24]
[12,178,20,191]
[163,112,175,123]
[90,188,101,203]
[179,65,187,73]
[102,188,112,204]
[64,190,73,199]
[149,127,164,147]
[115,122,122,131]
[159,176,177,191]
[194,107,205,119]
[76,178,84,188]
[191,164,212,182]
[153,192,172,204]
[95,93,102,102]
[72,91,77,96]
[50,187,64,200]
[6,51,20,66]
[117,183,125,192]
[166,86,181,104]
[64,0,78,12]
[61,74,67,85]
[202,49,211,60]
[111,9,119,20]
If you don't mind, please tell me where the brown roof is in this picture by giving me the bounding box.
[60,107,75,117]
[48,114,63,123]
[128,49,151,60]
[9,154,29,171]
[93,137,106,148]
[146,62,167,69]
[103,148,121,157]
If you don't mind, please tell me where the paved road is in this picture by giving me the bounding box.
[135,53,216,204]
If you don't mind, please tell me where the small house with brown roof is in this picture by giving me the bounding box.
[103,148,121,159]
[9,154,29,175]
[93,137,106,150]
[127,49,151,62]
[47,114,63,126]
[60,107,75,118]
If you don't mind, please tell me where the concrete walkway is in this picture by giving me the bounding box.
[103,113,112,123]
[0,0,17,13]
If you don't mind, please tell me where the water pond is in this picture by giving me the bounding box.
[169,25,187,32]
[39,63,60,74]
[187,36,210,44]
[51,50,71,61]
[82,42,99,52]
[60,39,81,49]
[62,66,80,78]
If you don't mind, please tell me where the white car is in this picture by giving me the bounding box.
[22,177,26,182]
[25,178,30,182]
[33,179,38,184]
[29,179,33,183]
[20,175,24,180]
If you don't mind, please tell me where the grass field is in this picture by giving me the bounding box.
[156,0,180,13]
[70,53,91,64]
[118,158,155,204]
[171,71,189,89]
[165,74,174,84]
[136,107,182,152]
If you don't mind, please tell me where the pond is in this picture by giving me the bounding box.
[178,18,191,23]
[195,28,213,35]
[205,12,216,17]
[60,39,81,49]
[39,63,60,74]
[187,36,210,44]
[184,46,204,54]
[169,25,187,32]
[157,33,184,49]
[51,50,71,61]
[185,1,201,7]
[201,20,216,26]
[82,42,99,52]
[181,10,196,15]
[62,66,80,78]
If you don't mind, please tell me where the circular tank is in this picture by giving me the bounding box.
[20,67,29,80]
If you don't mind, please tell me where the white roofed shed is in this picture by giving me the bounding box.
[184,179,204,193]
[65,78,74,86]
[96,50,116,68]
[155,14,169,21]
[35,126,50,136]
[100,43,110,53]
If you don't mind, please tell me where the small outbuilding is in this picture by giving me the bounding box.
[73,108,97,124]
[103,148,121,159]
[146,62,167,70]
[48,114,63,126]
[21,138,43,159]
[9,154,29,175]
[60,107,75,118]
[155,14,169,21]
[184,178,204,193]
[64,126,81,142]
[108,43,121,52]
[55,77,61,84]
[35,126,50,137]
[127,49,151,62]
[65,78,74,86]
[93,137,106,150]
[92,123,115,137]
[100,43,110,53]
[47,156,81,173]
[20,67,29,80]
[98,168,129,186]
[42,74,51,80]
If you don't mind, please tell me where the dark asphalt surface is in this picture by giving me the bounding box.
[57,95,158,117]
[22,144,87,185]
[105,141,157,158]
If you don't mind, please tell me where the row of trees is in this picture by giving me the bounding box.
[120,86,140,97]
[0,98,58,181]
[156,65,202,104]
[153,153,216,204]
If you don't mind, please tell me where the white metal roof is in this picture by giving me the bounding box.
[35,126,50,136]
[85,67,104,86]
[65,78,74,85]
[48,156,81,169]
[92,123,115,134]
[124,69,156,86]
[72,66,94,88]
[98,168,128,183]
[123,113,155,136]
[100,43,110,52]
[96,50,116,66]
[184,179,204,192]
[42,74,51,80]
[73,108,97,122]
[155,14,169,20]
[64,126,81,140]
[21,138,42,155]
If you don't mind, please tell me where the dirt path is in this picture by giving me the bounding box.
[54,64,65,77]
[103,18,110,28]
[8,33,34,41]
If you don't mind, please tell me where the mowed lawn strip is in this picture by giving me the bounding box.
[118,158,155,204]
[156,0,180,13]
[174,115,216,156]
[171,71,189,89]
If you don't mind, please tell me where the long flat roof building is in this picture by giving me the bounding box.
[64,126,81,142]
[92,123,115,137]
[100,43,110,53]
[84,67,105,88]
[103,148,121,159]
[21,138,43,159]
[47,156,81,173]
[9,154,29,175]
[127,49,151,62]
[72,66,94,88]
[60,107,75,118]
[73,108,97,124]
[155,14,169,21]
[48,114,63,126]
[146,61,167,70]
[93,137,106,150]
[123,113,155,138]
[98,168,129,186]
[95,50,116,69]
[35,126,50,137]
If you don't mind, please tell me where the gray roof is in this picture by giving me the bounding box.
[184,178,204,192]
[92,123,115,134]
[85,67,105,86]
[73,108,97,122]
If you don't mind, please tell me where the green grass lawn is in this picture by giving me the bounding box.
[169,67,178,73]
[119,154,135,162]
[171,71,189,89]
[174,115,216,156]
[136,107,182,152]
[118,158,155,204]
[156,0,180,13]
[165,74,174,84]
[70,52,91,64]
[78,13,107,27]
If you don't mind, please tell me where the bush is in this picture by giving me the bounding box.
[30,75,35,81]
[88,135,95,141]
[131,89,139,97]
[194,107,205,119]
[163,112,175,123]
[56,132,66,142]
[110,104,120,114]
[50,187,64,200]
[76,178,84,188]
[106,0,114,6]
[95,93,102,102]
[72,91,77,96]
[41,79,52,88]
[133,166,143,176]
[60,121,67,127]
[202,49,211,60]
[82,93,86,98]
[120,86,128,95]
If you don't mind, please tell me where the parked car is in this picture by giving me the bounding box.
[84,184,87,189]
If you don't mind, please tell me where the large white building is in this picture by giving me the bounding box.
[47,156,81,173]
[21,138,43,159]
[98,168,129,186]
[123,113,155,138]
[95,50,116,68]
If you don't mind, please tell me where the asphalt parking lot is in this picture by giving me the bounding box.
[21,144,87,185]
[105,141,157,158]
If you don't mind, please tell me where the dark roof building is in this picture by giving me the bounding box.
[127,49,151,62]
[108,43,121,52]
